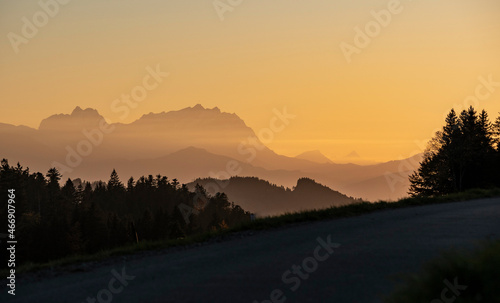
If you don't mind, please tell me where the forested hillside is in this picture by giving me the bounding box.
[0,161,250,267]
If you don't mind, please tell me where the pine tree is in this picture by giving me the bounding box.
[107,169,124,191]
[62,178,76,204]
[46,168,62,190]
[410,107,498,196]
[127,176,135,192]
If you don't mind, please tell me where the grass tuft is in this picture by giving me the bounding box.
[384,240,500,302]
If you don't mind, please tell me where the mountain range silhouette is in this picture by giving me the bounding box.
[0,105,421,202]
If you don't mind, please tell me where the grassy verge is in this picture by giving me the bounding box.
[384,240,500,302]
[6,231,222,276]
[5,187,500,277]
[231,187,500,231]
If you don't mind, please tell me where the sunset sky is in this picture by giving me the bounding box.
[1,0,499,163]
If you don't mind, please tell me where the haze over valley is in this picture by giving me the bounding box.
[1,105,421,204]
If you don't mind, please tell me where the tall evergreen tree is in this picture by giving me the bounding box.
[410,107,498,196]
[46,168,62,189]
[107,169,124,191]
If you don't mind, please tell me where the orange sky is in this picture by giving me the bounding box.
[1,0,499,163]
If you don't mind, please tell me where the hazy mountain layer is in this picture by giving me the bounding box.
[188,177,359,216]
[0,105,421,201]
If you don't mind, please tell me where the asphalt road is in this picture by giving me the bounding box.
[2,198,500,303]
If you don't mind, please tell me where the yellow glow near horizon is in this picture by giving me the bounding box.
[1,0,499,163]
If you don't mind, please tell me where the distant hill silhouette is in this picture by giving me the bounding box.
[295,150,333,164]
[188,177,359,216]
[0,105,421,201]
[345,150,361,159]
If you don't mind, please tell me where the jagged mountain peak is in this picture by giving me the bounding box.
[191,104,220,112]
[137,104,231,121]
[132,104,249,134]
[38,106,106,131]
[183,104,222,114]
[68,106,101,116]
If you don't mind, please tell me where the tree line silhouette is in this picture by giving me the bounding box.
[0,162,250,267]
[409,107,500,196]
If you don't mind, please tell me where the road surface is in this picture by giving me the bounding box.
[2,198,500,303]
